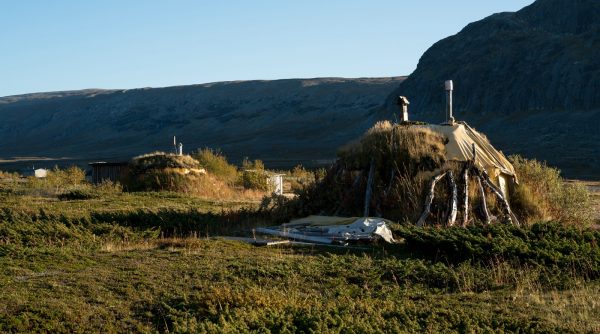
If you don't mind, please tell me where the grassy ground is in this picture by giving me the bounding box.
[582,180,600,224]
[1,179,599,332]
[0,190,254,217]
[2,237,599,333]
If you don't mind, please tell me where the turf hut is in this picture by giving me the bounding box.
[294,82,519,227]
[126,152,206,192]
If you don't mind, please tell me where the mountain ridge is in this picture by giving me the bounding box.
[0,77,405,169]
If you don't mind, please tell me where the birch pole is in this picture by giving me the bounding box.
[417,172,447,227]
[462,166,469,227]
[480,170,520,226]
[446,171,458,226]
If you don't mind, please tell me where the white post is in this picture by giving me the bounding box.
[445,80,454,124]
[178,143,183,156]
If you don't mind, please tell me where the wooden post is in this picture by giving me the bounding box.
[476,175,491,225]
[479,170,520,226]
[446,171,458,226]
[462,166,469,227]
[417,172,447,227]
[364,158,376,217]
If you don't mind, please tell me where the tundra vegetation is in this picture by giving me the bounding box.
[0,133,598,333]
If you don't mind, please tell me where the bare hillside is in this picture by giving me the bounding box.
[0,77,404,169]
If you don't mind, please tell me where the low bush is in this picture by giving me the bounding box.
[391,222,600,283]
[239,158,269,191]
[288,165,317,193]
[26,166,86,196]
[509,155,592,226]
[192,148,238,185]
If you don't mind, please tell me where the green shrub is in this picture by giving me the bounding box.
[25,166,87,196]
[191,148,238,185]
[391,221,600,283]
[240,171,269,191]
[239,158,269,191]
[288,165,316,193]
[509,155,592,226]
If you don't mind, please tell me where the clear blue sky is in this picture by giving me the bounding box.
[0,0,534,97]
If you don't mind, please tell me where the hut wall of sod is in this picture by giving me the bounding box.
[89,162,129,184]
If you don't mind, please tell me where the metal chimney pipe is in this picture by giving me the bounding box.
[445,80,454,124]
[396,96,410,122]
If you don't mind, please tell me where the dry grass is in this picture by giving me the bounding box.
[509,155,593,226]
[274,121,448,221]
[512,283,600,332]
[101,236,208,254]
[338,120,446,174]
[130,151,201,171]
[192,148,238,185]
[189,173,265,201]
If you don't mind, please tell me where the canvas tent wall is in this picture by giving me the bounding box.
[421,122,516,197]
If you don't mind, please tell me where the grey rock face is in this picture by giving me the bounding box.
[385,0,600,178]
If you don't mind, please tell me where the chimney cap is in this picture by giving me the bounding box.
[396,95,410,106]
[444,80,453,91]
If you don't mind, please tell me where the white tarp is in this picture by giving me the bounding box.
[421,122,516,180]
[256,216,396,244]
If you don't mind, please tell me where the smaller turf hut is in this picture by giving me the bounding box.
[126,152,206,192]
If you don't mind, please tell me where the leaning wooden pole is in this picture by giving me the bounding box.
[363,158,376,217]
[417,172,447,227]
[476,175,491,225]
[446,171,458,226]
[479,170,520,226]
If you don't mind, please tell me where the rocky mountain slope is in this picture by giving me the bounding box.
[385,0,600,178]
[0,78,404,169]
